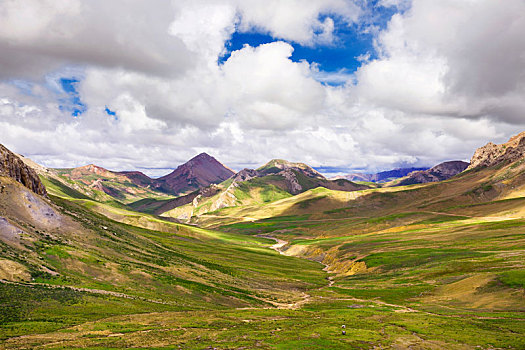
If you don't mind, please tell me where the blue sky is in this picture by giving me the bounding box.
[221,2,400,85]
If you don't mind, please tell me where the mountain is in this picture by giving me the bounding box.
[468,131,525,170]
[257,159,325,179]
[393,161,469,186]
[253,159,367,194]
[157,159,368,221]
[0,144,47,196]
[341,167,429,183]
[152,153,235,195]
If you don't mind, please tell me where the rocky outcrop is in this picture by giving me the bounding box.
[277,169,303,194]
[0,144,47,196]
[467,132,525,170]
[395,161,469,186]
[233,168,260,182]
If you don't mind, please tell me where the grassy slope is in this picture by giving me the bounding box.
[210,163,525,348]
[44,168,175,204]
[0,177,326,344]
[160,176,294,221]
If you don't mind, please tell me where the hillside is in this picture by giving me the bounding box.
[46,164,173,205]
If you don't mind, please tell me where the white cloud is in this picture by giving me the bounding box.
[0,0,194,79]
[234,0,360,45]
[356,0,525,123]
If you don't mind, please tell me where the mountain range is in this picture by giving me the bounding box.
[339,167,429,183]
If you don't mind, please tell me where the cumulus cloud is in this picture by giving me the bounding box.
[234,0,360,45]
[0,0,524,176]
[0,0,194,79]
[356,0,525,123]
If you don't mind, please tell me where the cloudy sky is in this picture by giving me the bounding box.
[1,0,524,177]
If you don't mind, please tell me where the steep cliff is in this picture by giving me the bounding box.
[0,144,47,196]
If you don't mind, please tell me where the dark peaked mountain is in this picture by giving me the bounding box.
[153,153,234,195]
[394,161,469,186]
[117,170,154,187]
[0,144,47,196]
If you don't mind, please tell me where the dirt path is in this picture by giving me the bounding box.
[256,235,337,308]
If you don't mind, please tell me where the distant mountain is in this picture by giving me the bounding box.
[152,153,234,195]
[394,161,469,186]
[153,159,368,220]
[467,131,525,170]
[342,167,429,183]
[0,144,47,196]
[254,159,367,194]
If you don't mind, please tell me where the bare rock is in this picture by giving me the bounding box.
[467,131,525,170]
[0,144,47,196]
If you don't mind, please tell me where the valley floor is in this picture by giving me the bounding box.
[1,261,523,349]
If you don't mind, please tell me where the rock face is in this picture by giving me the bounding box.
[154,153,234,195]
[0,144,47,196]
[395,161,469,186]
[467,132,525,170]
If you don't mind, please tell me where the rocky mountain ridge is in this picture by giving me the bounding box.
[0,144,47,196]
[467,131,525,170]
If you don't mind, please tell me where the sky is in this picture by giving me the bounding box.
[0,0,524,178]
